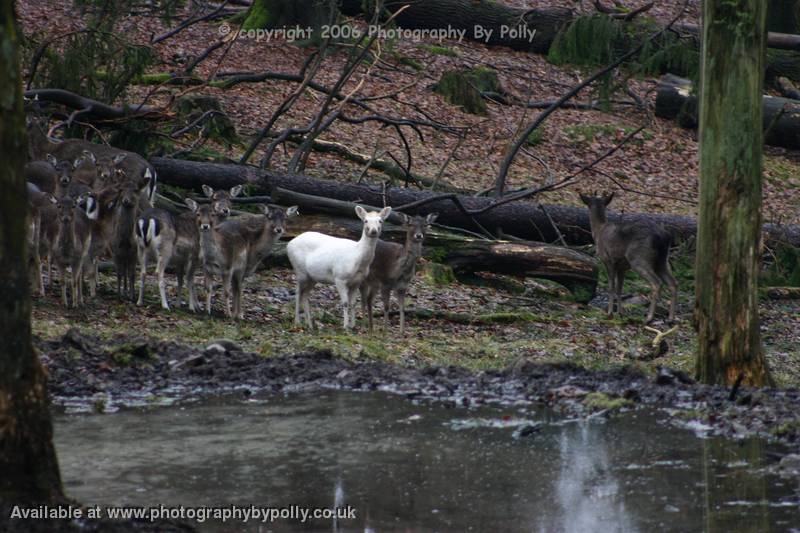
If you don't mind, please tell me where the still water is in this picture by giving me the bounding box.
[53,391,799,532]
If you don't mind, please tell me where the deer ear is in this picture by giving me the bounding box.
[603,192,615,206]
[46,153,57,166]
[47,193,58,205]
[579,193,591,205]
[355,205,367,221]
[426,213,439,225]
[82,150,96,164]
[184,198,198,212]
[72,157,84,169]
[258,204,270,215]
[202,184,214,198]
[112,154,127,166]
[400,213,411,225]
[379,206,392,220]
[286,205,299,218]
[230,185,243,198]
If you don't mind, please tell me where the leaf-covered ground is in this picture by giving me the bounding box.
[17,0,800,225]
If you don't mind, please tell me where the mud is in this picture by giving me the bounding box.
[39,328,800,453]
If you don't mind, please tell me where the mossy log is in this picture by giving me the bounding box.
[434,68,502,115]
[150,157,800,249]
[655,74,800,149]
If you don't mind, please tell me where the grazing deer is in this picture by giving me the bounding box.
[287,206,392,330]
[579,192,677,323]
[50,194,95,307]
[202,184,243,219]
[360,213,438,334]
[135,200,202,311]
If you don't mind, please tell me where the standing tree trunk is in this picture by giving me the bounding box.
[694,0,771,387]
[0,0,64,504]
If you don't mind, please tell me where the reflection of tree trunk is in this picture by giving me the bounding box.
[702,439,770,532]
[0,0,64,505]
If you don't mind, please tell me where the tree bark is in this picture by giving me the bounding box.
[694,0,771,387]
[150,157,800,248]
[655,73,800,150]
[0,0,64,504]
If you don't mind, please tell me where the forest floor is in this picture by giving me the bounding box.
[31,255,800,388]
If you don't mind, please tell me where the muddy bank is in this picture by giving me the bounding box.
[39,328,800,452]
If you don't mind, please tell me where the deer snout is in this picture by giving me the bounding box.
[414,232,424,241]
[367,227,379,237]
[273,226,284,235]
[59,176,70,185]
[200,223,211,231]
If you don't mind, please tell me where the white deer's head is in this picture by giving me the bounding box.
[355,205,391,238]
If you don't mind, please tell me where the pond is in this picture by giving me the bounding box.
[53,391,799,532]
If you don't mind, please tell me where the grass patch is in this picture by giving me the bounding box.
[418,44,458,57]
[583,391,634,411]
[564,124,653,145]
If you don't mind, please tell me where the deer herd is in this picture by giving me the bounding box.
[25,118,678,334]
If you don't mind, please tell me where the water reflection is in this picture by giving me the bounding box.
[53,391,799,532]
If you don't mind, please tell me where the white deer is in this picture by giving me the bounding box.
[287,205,392,330]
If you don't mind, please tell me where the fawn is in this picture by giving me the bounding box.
[361,213,438,334]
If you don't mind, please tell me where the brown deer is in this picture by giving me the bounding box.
[360,213,438,334]
[202,184,243,220]
[49,194,94,307]
[135,200,203,311]
[579,192,677,323]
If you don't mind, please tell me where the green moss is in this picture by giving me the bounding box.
[422,262,456,285]
[418,44,458,57]
[548,14,698,80]
[761,244,800,287]
[434,67,500,115]
[564,124,653,145]
[583,391,633,411]
[525,128,545,146]
[771,419,800,437]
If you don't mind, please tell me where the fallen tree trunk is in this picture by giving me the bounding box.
[340,0,571,54]
[655,74,800,150]
[272,213,599,301]
[150,157,800,248]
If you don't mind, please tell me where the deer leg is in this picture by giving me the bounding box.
[294,280,303,325]
[397,289,406,336]
[615,269,626,315]
[60,266,68,307]
[223,271,234,318]
[176,267,184,309]
[382,287,392,332]
[633,263,662,324]
[89,258,98,298]
[187,263,198,313]
[205,274,213,315]
[334,280,351,330]
[605,265,616,316]
[301,282,315,330]
[157,255,170,311]
[659,263,678,322]
[137,251,147,306]
[360,285,374,333]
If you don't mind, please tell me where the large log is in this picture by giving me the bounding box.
[149,157,800,248]
[271,213,599,301]
[655,74,800,150]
